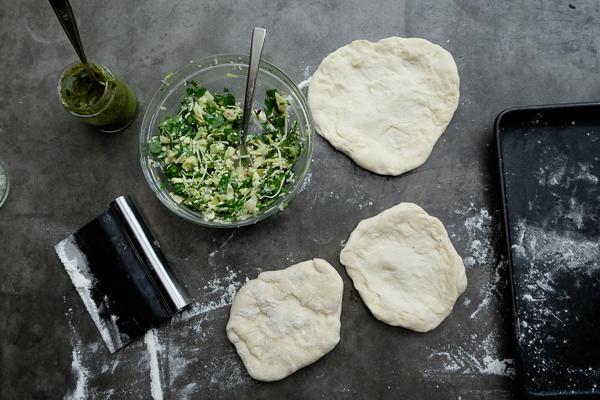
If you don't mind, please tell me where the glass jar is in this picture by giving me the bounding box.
[58,62,137,132]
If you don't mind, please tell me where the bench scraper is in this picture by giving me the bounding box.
[55,195,190,353]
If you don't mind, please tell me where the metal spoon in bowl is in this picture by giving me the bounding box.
[238,27,267,169]
[49,0,105,104]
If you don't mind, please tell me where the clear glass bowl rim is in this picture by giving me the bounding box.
[139,53,315,228]
[0,158,10,208]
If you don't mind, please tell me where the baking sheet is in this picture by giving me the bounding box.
[496,103,600,398]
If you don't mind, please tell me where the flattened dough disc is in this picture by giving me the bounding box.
[308,37,460,176]
[226,258,343,381]
[340,202,467,332]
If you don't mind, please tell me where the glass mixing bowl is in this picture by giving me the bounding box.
[0,158,10,209]
[139,54,314,227]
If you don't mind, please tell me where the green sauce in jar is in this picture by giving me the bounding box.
[58,62,137,132]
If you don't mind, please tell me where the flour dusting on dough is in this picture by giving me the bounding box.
[226,259,344,381]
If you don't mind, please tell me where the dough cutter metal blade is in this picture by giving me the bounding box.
[55,195,190,353]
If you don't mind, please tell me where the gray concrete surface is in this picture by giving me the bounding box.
[1,0,598,399]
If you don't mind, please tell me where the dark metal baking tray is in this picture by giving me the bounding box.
[496,103,600,399]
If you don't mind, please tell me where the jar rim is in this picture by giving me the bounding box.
[57,61,116,118]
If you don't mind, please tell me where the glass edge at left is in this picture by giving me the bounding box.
[0,158,11,208]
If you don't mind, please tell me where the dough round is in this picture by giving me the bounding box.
[226,259,343,381]
[308,37,460,176]
[340,203,466,332]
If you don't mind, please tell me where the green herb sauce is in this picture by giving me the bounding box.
[58,62,137,132]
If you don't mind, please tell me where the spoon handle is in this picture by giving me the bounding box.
[48,0,101,84]
[241,28,267,139]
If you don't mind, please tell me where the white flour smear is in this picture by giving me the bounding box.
[298,65,313,90]
[298,170,312,193]
[55,238,123,353]
[66,346,89,400]
[459,206,506,320]
[298,76,312,90]
[428,347,515,377]
[145,329,164,400]
[423,204,515,380]
[425,329,516,380]
[60,265,169,398]
[64,307,90,400]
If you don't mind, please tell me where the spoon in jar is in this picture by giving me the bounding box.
[49,0,105,104]
[238,27,267,169]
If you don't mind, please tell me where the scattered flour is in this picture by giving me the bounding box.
[298,170,312,193]
[59,243,251,398]
[506,146,600,392]
[480,356,515,376]
[536,156,599,188]
[357,200,373,210]
[59,202,518,395]
[426,335,516,379]
[423,204,515,380]
[431,348,515,377]
[67,347,89,400]
[204,353,252,392]
[509,219,600,391]
[297,65,313,90]
[298,76,312,90]
[145,329,164,400]
[142,244,251,396]
[455,204,507,320]
[64,306,91,400]
[177,265,246,321]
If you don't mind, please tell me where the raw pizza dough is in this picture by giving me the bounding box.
[340,202,466,332]
[308,37,460,176]
[226,258,343,382]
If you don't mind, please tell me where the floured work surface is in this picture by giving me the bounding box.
[497,103,600,398]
